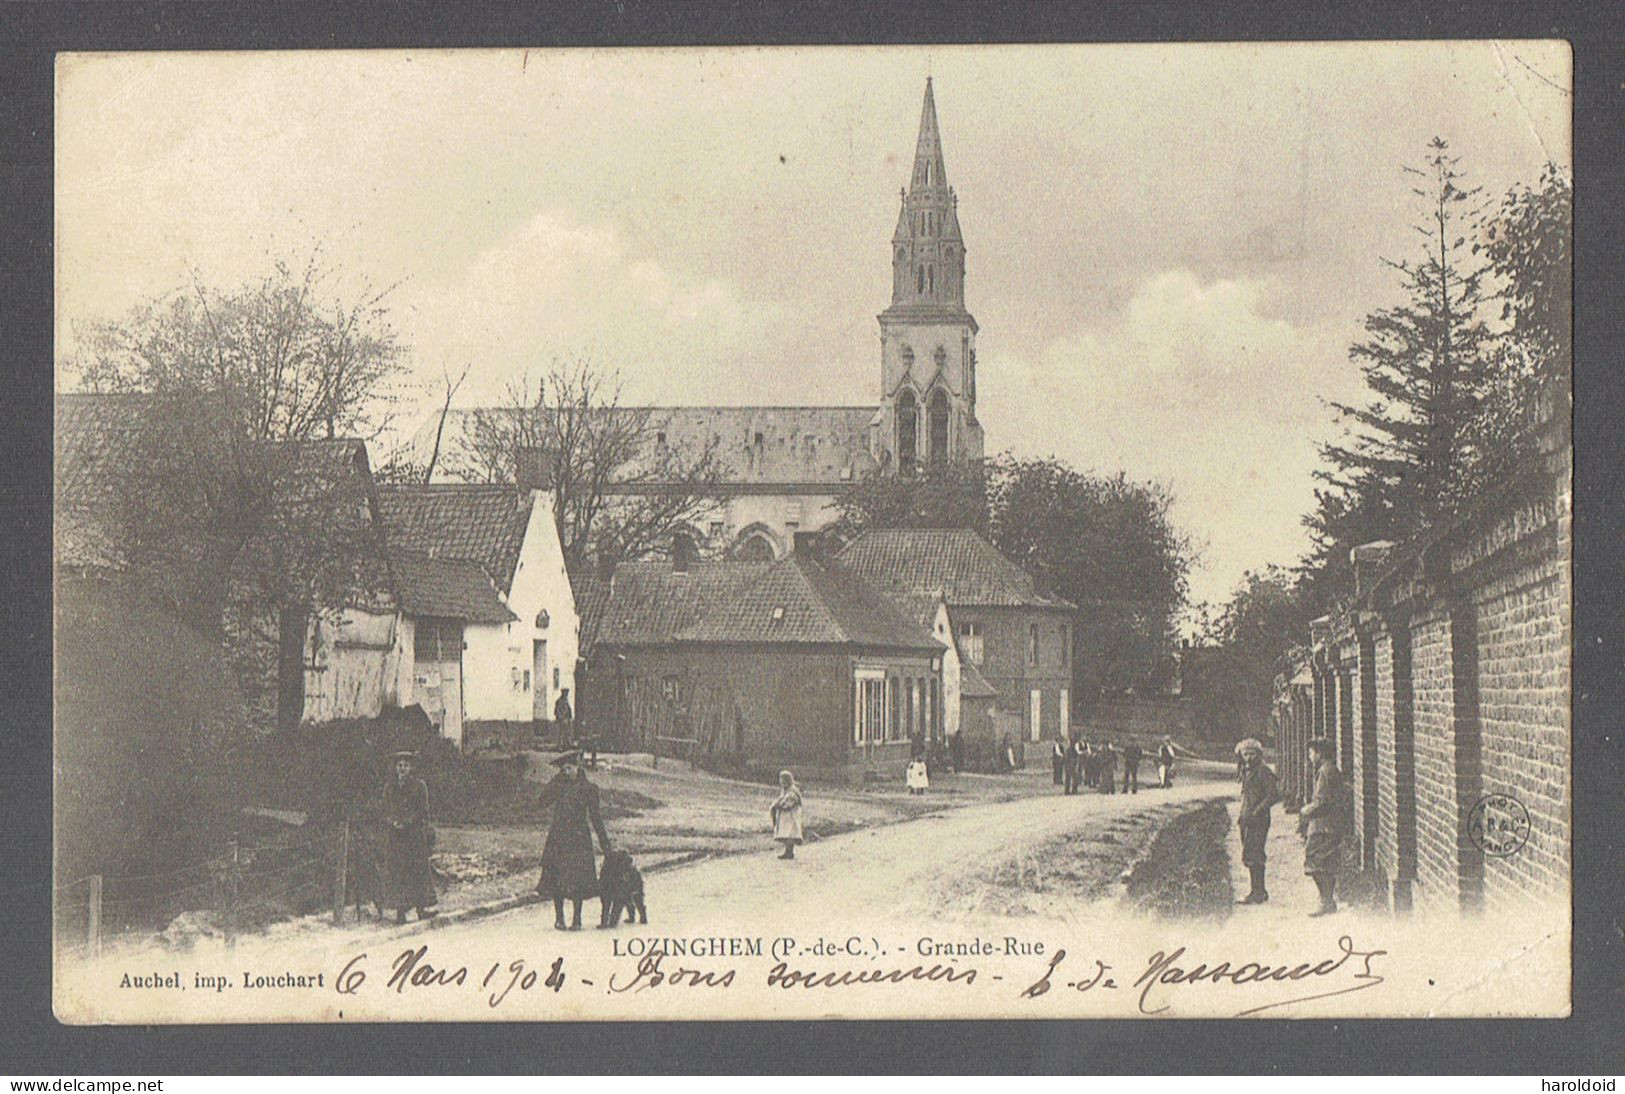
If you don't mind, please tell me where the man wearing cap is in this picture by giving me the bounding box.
[382,752,438,924]
[536,751,611,930]
[1234,738,1279,904]
[1299,738,1348,916]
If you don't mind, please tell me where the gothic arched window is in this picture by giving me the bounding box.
[917,266,925,294]
[897,390,918,475]
[929,388,950,465]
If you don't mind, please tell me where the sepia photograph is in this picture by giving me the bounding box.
[51,42,1572,1024]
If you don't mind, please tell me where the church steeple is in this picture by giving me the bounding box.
[911,77,948,194]
[877,79,982,475]
[889,77,967,310]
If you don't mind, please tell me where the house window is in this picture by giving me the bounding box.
[1060,623,1069,667]
[662,675,683,704]
[414,619,462,663]
[903,678,915,739]
[855,672,885,745]
[888,676,901,741]
[959,621,983,665]
[1029,623,1040,666]
[708,521,724,538]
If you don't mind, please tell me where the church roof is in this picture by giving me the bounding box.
[676,555,945,650]
[838,528,1076,611]
[425,405,881,488]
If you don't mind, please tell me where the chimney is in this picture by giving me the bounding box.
[1308,615,1332,649]
[792,530,824,558]
[1349,540,1396,598]
[672,531,697,574]
[516,447,549,491]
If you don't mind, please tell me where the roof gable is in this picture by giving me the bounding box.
[376,485,533,594]
[389,550,515,625]
[837,528,1075,610]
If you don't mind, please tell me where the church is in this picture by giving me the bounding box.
[419,78,984,561]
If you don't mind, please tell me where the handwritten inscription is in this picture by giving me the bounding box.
[324,935,1387,1017]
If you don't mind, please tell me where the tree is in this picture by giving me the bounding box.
[987,457,1194,695]
[832,452,1195,696]
[831,459,989,540]
[66,256,405,728]
[448,356,723,571]
[1317,138,1494,556]
[1464,164,1573,485]
[1194,566,1316,741]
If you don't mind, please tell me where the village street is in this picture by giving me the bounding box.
[58,764,1240,995]
[451,766,1237,939]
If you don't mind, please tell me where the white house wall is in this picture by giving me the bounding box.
[460,489,580,724]
[933,601,962,738]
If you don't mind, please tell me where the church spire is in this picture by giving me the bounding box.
[888,77,966,310]
[910,77,948,194]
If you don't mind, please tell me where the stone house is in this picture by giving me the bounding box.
[837,528,1078,759]
[575,542,952,773]
[375,484,580,748]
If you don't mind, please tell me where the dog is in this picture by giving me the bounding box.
[598,849,647,927]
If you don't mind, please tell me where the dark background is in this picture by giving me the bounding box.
[3,0,1620,1074]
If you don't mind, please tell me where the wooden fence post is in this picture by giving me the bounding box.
[225,837,240,947]
[86,875,102,958]
[332,819,350,926]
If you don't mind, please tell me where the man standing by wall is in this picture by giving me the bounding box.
[1235,738,1279,904]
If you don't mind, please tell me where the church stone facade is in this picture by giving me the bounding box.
[419,79,984,561]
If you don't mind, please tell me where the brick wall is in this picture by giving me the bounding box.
[1473,559,1570,913]
[1410,606,1460,913]
[1282,437,1570,916]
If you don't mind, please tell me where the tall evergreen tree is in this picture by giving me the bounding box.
[1312,138,1494,580]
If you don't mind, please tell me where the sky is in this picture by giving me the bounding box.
[55,43,1571,609]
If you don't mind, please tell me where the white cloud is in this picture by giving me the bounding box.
[397,207,783,408]
[982,269,1363,608]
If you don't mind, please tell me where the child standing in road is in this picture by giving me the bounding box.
[771,770,804,860]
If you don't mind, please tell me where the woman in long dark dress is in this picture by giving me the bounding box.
[535,751,611,930]
[382,752,438,924]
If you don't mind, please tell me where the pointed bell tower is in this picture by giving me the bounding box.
[877,78,983,475]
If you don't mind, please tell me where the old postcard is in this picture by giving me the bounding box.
[52,43,1572,1023]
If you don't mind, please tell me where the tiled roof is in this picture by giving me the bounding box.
[376,485,533,594]
[593,559,772,647]
[838,528,1076,610]
[56,393,145,510]
[389,550,516,625]
[55,395,378,575]
[676,555,945,650]
[568,569,613,656]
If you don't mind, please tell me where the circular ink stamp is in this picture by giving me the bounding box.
[1467,793,1530,857]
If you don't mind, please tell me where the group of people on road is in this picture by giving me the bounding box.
[1051,735,1177,797]
[1233,736,1350,917]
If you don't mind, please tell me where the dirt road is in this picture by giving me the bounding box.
[434,773,1235,941]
